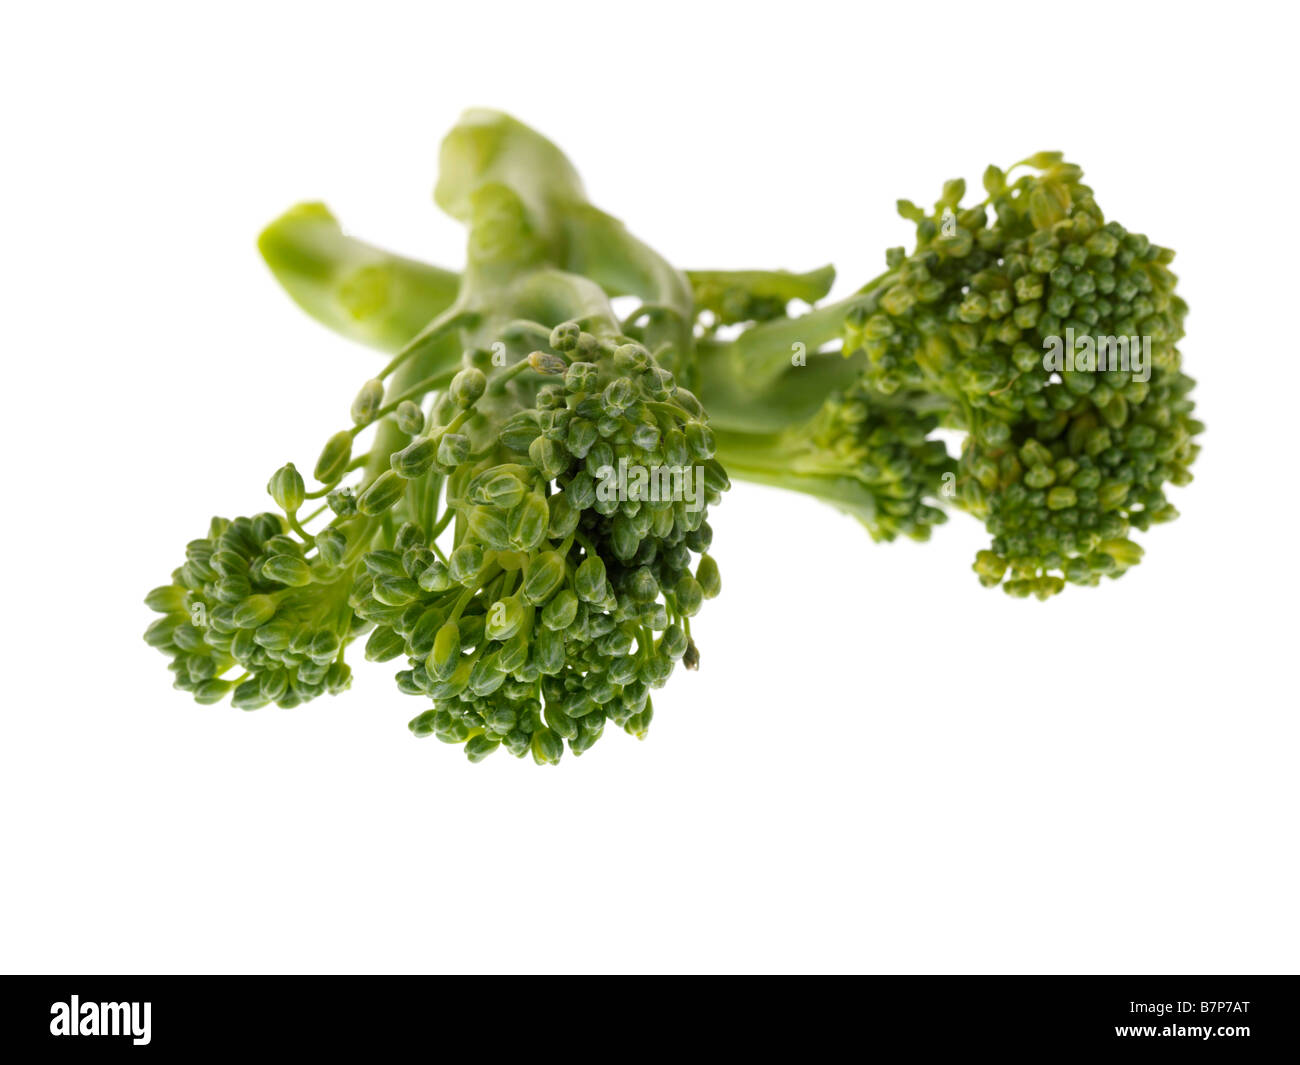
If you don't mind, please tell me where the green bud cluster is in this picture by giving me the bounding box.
[351,322,726,765]
[801,381,954,542]
[144,513,358,709]
[839,154,1201,596]
[712,376,954,544]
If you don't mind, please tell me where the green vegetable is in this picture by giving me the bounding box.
[145,110,725,763]
[695,154,1201,597]
[147,112,1201,764]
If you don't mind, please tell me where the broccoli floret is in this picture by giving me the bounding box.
[693,154,1201,597]
[365,327,724,763]
[146,110,724,763]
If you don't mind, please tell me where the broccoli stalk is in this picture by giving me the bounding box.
[146,110,726,763]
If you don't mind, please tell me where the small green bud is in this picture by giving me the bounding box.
[258,670,289,702]
[327,487,357,517]
[267,463,305,512]
[542,588,578,630]
[510,492,550,550]
[358,470,404,515]
[528,435,567,480]
[602,378,633,414]
[544,706,579,741]
[547,492,580,540]
[610,515,640,560]
[685,422,715,460]
[261,554,312,587]
[448,544,485,585]
[325,661,352,694]
[1098,538,1144,567]
[365,625,406,662]
[499,411,542,452]
[417,559,453,592]
[315,527,347,568]
[408,603,447,656]
[468,467,529,509]
[550,322,581,352]
[193,678,234,705]
[144,585,186,614]
[363,550,405,578]
[408,709,437,738]
[485,597,525,642]
[973,550,1008,584]
[564,361,598,394]
[372,575,420,606]
[395,400,425,435]
[614,342,650,370]
[468,506,511,550]
[632,423,661,451]
[674,575,703,617]
[660,624,688,660]
[391,437,438,478]
[351,378,386,426]
[465,735,500,763]
[450,367,487,407]
[309,630,340,664]
[523,551,566,604]
[532,727,564,765]
[628,567,659,603]
[172,623,205,652]
[1047,486,1077,510]
[533,625,566,675]
[430,620,461,679]
[566,417,598,458]
[231,679,268,711]
[624,707,653,740]
[233,595,276,629]
[575,556,607,603]
[143,617,179,648]
[314,430,353,484]
[437,432,469,467]
[402,546,433,580]
[566,472,596,511]
[528,350,567,375]
[214,575,251,605]
[696,555,721,599]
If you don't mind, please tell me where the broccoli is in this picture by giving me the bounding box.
[694,154,1201,597]
[148,113,1202,763]
[145,111,725,763]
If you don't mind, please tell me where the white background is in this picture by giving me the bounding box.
[2,1,1296,975]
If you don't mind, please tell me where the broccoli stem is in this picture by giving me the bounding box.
[707,427,879,525]
[693,342,864,433]
[259,202,460,351]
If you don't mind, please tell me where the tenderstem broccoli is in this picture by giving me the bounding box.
[693,154,1201,597]
[146,111,1201,763]
[146,111,725,764]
